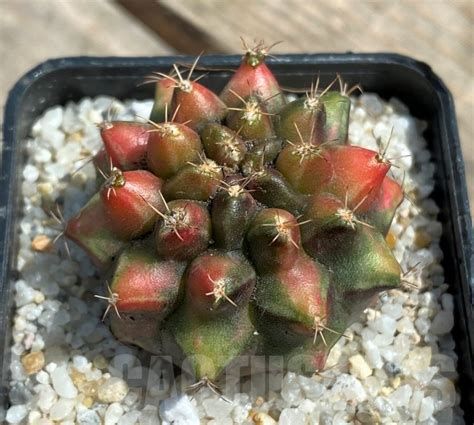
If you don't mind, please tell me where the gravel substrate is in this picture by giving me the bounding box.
[2,93,465,424]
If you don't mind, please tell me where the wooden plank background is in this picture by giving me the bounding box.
[1,0,472,215]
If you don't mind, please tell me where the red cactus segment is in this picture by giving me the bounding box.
[162,158,222,201]
[147,122,203,179]
[100,121,151,170]
[154,200,211,261]
[220,41,285,114]
[364,176,404,235]
[65,193,126,268]
[107,239,184,354]
[260,254,328,323]
[100,169,165,240]
[321,145,390,209]
[111,240,183,313]
[172,82,227,131]
[185,251,256,313]
[159,61,227,131]
[276,140,333,195]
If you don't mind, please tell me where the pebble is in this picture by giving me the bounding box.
[5,404,28,424]
[251,411,276,424]
[278,408,306,425]
[21,351,45,375]
[430,310,454,334]
[51,365,78,398]
[49,398,75,421]
[160,394,199,425]
[118,410,141,425]
[203,397,234,420]
[37,384,58,412]
[388,384,412,407]
[331,375,367,403]
[76,409,101,425]
[349,354,372,379]
[281,372,304,406]
[97,377,129,403]
[418,397,435,421]
[139,405,159,425]
[105,403,124,425]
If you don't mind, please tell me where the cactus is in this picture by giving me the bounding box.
[66,42,404,388]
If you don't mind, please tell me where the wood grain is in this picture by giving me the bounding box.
[0,0,173,107]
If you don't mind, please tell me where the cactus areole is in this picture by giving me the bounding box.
[66,44,404,389]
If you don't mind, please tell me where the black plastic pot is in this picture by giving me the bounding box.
[1,54,473,420]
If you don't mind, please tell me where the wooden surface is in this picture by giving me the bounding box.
[0,0,172,110]
[1,0,472,215]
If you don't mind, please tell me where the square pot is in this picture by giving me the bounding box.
[1,53,473,420]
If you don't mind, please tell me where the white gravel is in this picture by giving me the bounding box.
[2,93,465,424]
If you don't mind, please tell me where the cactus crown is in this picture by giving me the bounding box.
[66,41,404,387]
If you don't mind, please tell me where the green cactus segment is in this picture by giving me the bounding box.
[167,305,255,380]
[252,313,329,373]
[184,251,256,312]
[276,143,333,195]
[211,186,257,251]
[364,176,404,236]
[172,81,228,132]
[247,169,307,215]
[149,77,175,123]
[276,97,326,146]
[200,123,246,169]
[241,137,283,175]
[226,95,275,142]
[154,200,211,261]
[306,226,401,323]
[65,193,126,268]
[321,90,351,144]
[166,251,256,380]
[146,123,202,179]
[253,254,329,324]
[247,208,303,272]
[108,239,184,353]
[162,159,222,201]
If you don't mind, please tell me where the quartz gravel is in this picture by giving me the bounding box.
[2,94,464,424]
